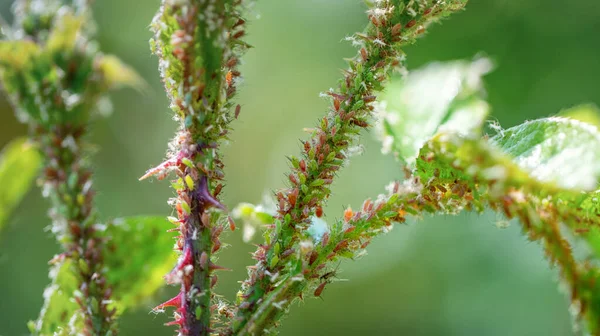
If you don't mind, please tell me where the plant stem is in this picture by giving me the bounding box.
[232,1,469,332]
[0,2,120,333]
[35,123,116,335]
[148,0,251,334]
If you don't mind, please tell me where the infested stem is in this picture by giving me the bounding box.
[35,124,115,335]
[149,0,251,334]
[233,0,469,332]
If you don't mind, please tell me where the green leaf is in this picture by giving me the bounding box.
[375,58,492,165]
[0,137,41,232]
[31,260,83,336]
[103,216,176,311]
[96,54,146,91]
[490,117,600,191]
[558,104,600,129]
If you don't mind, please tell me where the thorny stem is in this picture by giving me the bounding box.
[147,0,250,334]
[239,169,600,335]
[35,124,116,335]
[232,0,468,333]
[0,1,118,334]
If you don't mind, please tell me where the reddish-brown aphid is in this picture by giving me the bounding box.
[289,173,299,185]
[321,232,330,248]
[370,15,379,27]
[406,20,417,28]
[213,183,223,197]
[309,250,318,265]
[333,98,341,111]
[333,239,349,253]
[352,119,369,128]
[423,8,432,16]
[363,95,376,103]
[344,225,356,234]
[235,104,241,119]
[304,141,311,153]
[360,48,368,62]
[233,30,245,39]
[226,57,238,68]
[288,190,297,208]
[299,159,307,172]
[316,205,323,218]
[281,248,295,258]
[314,281,327,297]
[233,18,245,28]
[228,216,236,231]
[391,23,402,36]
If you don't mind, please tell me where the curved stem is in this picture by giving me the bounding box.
[232,0,469,332]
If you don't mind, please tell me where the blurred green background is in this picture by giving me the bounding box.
[1,0,599,335]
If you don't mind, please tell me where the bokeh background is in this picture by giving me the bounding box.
[1,0,600,335]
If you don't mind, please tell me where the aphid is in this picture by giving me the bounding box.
[344,207,353,222]
[316,205,323,218]
[391,23,403,36]
[360,48,368,62]
[333,98,341,111]
[313,281,327,298]
[299,159,307,172]
[309,251,318,265]
[304,141,311,153]
[406,20,417,28]
[369,15,379,27]
[226,71,233,86]
[321,232,330,248]
[228,216,236,231]
[226,57,238,68]
[235,104,241,119]
[363,95,376,103]
[233,30,245,39]
[288,190,298,208]
[333,239,349,253]
[199,251,208,270]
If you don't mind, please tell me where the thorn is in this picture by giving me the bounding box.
[139,158,176,181]
[154,293,183,310]
[197,176,226,210]
[209,262,231,272]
